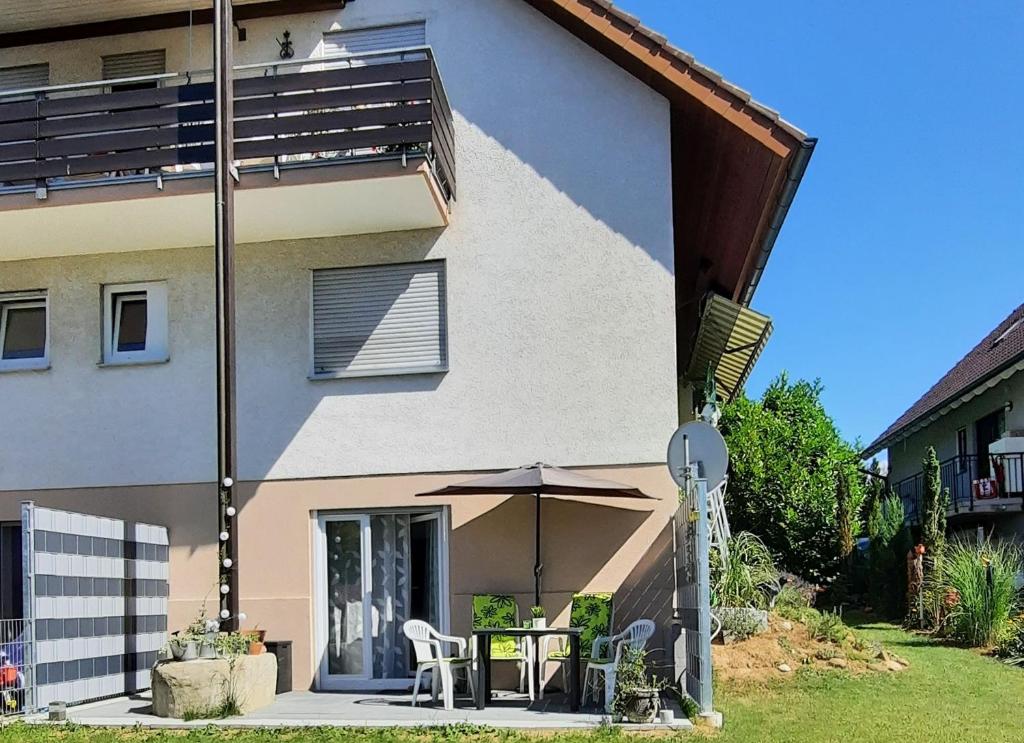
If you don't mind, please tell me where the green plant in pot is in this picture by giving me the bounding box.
[612,646,665,724]
[170,615,207,661]
[530,606,546,629]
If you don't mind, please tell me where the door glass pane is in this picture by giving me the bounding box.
[115,294,148,352]
[326,521,363,676]
[2,305,45,360]
[370,514,411,679]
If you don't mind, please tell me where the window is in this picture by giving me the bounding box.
[0,292,48,371]
[0,63,49,96]
[102,50,166,92]
[323,22,427,65]
[311,261,447,378]
[102,282,168,365]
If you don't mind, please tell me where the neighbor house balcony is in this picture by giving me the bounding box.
[893,453,1024,525]
[0,48,455,261]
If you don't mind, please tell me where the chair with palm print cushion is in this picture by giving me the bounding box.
[538,592,614,699]
[471,594,535,699]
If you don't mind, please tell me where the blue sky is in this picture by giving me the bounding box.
[617,1,1024,454]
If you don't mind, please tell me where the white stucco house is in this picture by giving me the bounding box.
[864,302,1024,532]
[0,0,814,701]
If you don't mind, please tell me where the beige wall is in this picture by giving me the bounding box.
[0,483,219,632]
[0,462,678,690]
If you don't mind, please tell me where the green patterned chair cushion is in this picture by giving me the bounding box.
[548,592,614,661]
[472,594,521,659]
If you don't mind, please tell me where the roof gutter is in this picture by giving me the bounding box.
[740,136,817,306]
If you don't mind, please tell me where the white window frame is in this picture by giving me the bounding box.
[0,291,49,372]
[102,281,168,366]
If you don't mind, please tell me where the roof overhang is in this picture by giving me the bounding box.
[685,293,773,402]
[862,357,1024,458]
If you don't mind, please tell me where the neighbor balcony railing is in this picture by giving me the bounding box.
[892,452,1024,525]
[0,46,455,202]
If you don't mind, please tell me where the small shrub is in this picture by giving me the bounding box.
[814,645,841,660]
[711,532,779,610]
[932,538,1022,647]
[775,585,811,612]
[995,613,1024,665]
[807,610,849,645]
[679,694,700,721]
[718,608,763,642]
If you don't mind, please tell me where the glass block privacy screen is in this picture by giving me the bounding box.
[21,502,169,710]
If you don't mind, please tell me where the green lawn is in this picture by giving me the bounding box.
[3,619,1021,743]
[712,617,1023,743]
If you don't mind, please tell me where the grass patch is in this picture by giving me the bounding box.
[710,614,1024,742]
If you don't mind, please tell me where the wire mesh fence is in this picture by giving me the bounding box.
[0,618,31,716]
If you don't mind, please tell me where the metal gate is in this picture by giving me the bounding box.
[16,502,169,713]
[673,474,713,715]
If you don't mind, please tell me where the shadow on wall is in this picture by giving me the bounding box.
[428,2,675,272]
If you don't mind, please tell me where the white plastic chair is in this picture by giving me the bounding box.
[584,618,655,712]
[402,619,476,711]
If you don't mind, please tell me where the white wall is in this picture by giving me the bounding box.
[886,372,1024,483]
[0,1,676,490]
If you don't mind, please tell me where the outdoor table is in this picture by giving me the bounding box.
[472,627,583,712]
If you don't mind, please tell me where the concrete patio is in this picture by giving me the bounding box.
[32,689,691,730]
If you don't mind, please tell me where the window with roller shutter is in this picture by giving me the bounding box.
[102,49,166,91]
[0,63,49,96]
[311,261,448,378]
[323,22,427,65]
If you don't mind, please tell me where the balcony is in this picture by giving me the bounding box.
[0,48,455,261]
[893,453,1024,525]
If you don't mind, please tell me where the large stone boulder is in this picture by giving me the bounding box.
[151,655,278,719]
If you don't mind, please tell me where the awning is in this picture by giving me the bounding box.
[685,293,773,402]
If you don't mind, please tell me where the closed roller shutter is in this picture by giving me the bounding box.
[0,63,49,93]
[312,260,447,377]
[102,49,167,80]
[323,22,426,63]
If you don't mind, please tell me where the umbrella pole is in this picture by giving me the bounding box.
[534,492,542,608]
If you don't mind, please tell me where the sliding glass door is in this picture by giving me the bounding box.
[316,509,447,690]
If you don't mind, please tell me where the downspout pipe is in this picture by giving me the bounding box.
[740,137,817,307]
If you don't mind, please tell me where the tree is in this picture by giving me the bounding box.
[718,373,866,583]
[867,493,911,616]
[920,447,947,558]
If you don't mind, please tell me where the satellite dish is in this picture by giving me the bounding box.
[667,420,729,490]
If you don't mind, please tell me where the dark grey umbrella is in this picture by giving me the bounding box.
[416,463,657,606]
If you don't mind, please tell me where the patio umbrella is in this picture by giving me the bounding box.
[416,463,657,607]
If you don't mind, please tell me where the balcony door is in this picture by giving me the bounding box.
[314,509,448,690]
[976,410,1006,478]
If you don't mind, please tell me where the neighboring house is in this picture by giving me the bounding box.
[864,302,1024,530]
[0,0,813,695]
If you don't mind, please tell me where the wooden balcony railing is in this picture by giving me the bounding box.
[0,47,455,202]
[892,452,1024,524]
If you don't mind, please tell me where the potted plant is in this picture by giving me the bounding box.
[530,606,546,630]
[200,619,221,659]
[215,631,251,658]
[169,616,206,662]
[242,628,267,655]
[612,646,665,724]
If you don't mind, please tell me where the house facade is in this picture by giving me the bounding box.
[865,303,1024,531]
[0,0,812,693]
